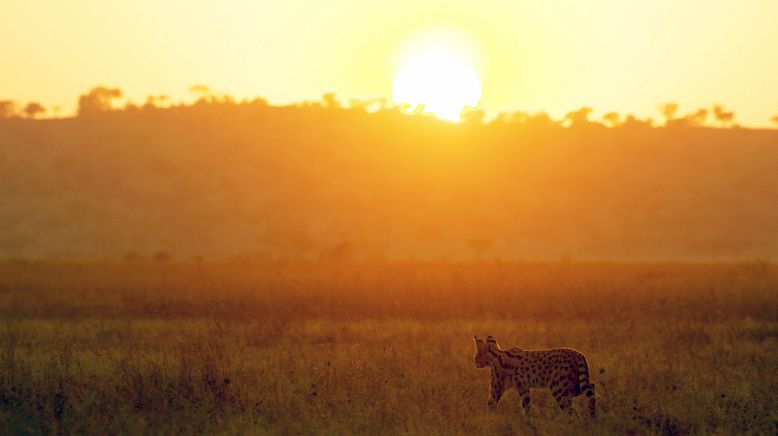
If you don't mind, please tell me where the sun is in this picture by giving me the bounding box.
[392,50,482,122]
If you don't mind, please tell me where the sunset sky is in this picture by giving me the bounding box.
[2,1,777,125]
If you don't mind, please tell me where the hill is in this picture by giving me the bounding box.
[1,103,776,260]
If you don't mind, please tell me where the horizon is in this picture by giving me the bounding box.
[2,1,778,126]
[0,84,775,130]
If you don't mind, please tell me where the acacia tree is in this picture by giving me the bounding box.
[24,102,46,119]
[712,104,735,127]
[684,108,708,126]
[322,92,340,108]
[0,100,16,118]
[564,107,593,127]
[77,86,122,115]
[622,114,653,128]
[189,84,213,104]
[142,95,170,110]
[658,103,679,125]
[602,112,621,127]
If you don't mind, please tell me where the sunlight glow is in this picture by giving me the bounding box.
[392,50,482,122]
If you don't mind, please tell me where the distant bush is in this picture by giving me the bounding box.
[123,251,144,262]
[152,250,172,261]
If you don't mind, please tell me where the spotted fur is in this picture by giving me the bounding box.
[473,335,595,416]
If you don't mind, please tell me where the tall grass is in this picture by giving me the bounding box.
[0,261,776,434]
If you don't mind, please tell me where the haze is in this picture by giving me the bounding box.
[2,1,778,125]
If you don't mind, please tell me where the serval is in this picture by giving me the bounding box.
[473,335,596,416]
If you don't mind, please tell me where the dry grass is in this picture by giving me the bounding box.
[0,260,776,434]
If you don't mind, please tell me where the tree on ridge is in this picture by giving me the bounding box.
[0,100,16,118]
[24,102,46,119]
[77,86,122,115]
[712,104,735,127]
[658,103,679,125]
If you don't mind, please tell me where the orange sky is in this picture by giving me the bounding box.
[2,1,777,125]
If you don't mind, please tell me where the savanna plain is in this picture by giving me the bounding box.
[0,261,776,435]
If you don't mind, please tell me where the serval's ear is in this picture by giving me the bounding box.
[486,335,499,350]
[474,336,484,351]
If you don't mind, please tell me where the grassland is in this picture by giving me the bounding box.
[0,260,776,434]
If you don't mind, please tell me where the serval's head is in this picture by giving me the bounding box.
[473,335,500,368]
